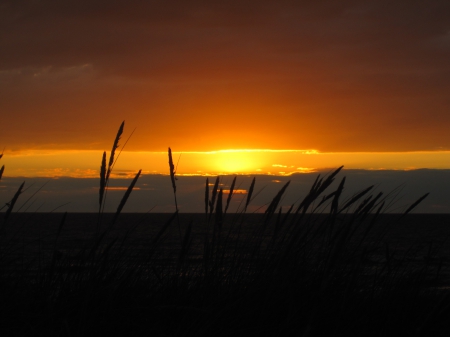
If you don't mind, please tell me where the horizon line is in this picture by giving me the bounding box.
[2,167,450,180]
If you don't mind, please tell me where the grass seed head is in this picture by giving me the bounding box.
[106,121,125,182]
[168,147,177,193]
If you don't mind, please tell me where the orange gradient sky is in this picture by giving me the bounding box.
[1,1,450,176]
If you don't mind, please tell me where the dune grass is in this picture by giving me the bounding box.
[0,125,449,336]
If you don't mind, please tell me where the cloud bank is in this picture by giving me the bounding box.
[1,169,449,213]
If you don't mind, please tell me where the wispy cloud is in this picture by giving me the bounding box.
[222,189,247,194]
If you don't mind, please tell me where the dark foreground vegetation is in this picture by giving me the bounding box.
[1,123,449,336]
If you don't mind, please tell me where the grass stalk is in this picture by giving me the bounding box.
[106,121,124,183]
[100,121,126,215]
[205,177,209,219]
[112,169,141,226]
[224,176,236,214]
[401,193,430,219]
[209,176,220,217]
[244,177,256,213]
[168,147,182,242]
[4,181,24,221]
[99,151,107,212]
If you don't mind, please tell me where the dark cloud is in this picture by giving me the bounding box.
[2,1,448,73]
[1,169,449,213]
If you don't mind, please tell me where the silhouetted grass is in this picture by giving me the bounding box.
[0,130,449,337]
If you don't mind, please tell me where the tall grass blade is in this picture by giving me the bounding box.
[359,192,383,220]
[112,126,136,170]
[168,147,177,195]
[178,220,193,269]
[209,176,220,216]
[265,181,290,217]
[339,185,374,214]
[99,151,106,211]
[295,175,321,214]
[317,191,336,208]
[331,177,346,214]
[0,165,4,181]
[354,195,373,214]
[245,177,256,212]
[400,193,429,219]
[106,121,124,182]
[168,147,181,239]
[215,188,223,226]
[315,165,343,196]
[224,176,236,214]
[112,170,141,225]
[16,181,49,213]
[295,167,342,215]
[4,181,24,220]
[281,203,294,225]
[205,178,209,216]
[311,174,321,192]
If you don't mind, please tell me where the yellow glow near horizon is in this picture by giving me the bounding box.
[211,151,264,173]
[1,149,450,178]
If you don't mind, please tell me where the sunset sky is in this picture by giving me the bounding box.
[1,1,450,212]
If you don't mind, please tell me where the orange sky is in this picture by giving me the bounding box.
[1,1,450,175]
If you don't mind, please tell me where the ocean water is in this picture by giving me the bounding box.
[2,212,450,249]
[1,212,450,285]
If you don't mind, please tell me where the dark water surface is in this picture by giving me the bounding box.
[3,212,450,241]
[2,213,450,250]
[2,212,450,286]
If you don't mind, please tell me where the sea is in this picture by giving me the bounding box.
[1,212,450,287]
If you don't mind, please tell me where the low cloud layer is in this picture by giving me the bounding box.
[1,169,449,213]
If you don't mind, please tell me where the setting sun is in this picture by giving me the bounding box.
[207,150,267,174]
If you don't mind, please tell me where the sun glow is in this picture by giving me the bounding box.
[194,149,317,174]
[2,149,450,178]
[212,151,260,173]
